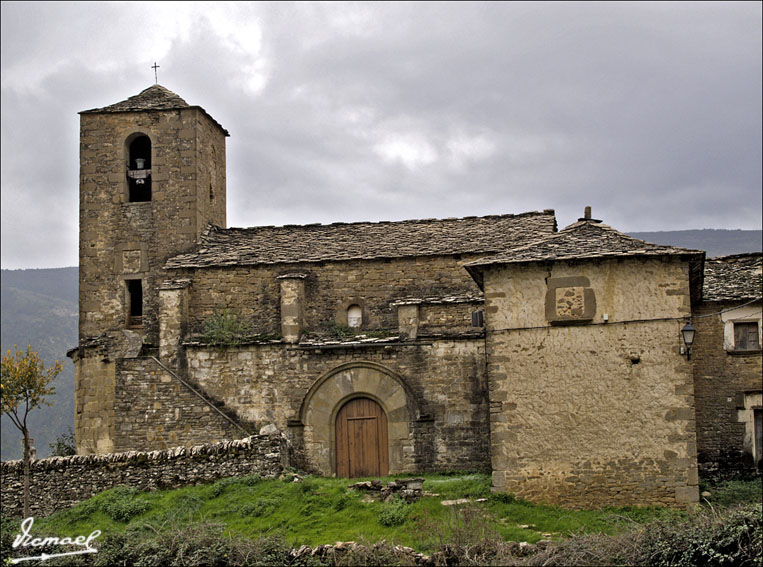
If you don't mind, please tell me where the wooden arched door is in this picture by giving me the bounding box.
[335,397,389,477]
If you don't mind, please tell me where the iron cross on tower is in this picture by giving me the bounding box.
[152,62,160,84]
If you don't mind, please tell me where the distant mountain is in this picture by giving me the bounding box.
[1,267,77,461]
[0,229,759,461]
[627,229,762,257]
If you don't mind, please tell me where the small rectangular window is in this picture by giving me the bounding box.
[734,322,760,351]
[126,279,143,327]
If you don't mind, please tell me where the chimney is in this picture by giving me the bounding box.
[578,206,601,223]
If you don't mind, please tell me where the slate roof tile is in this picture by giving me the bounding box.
[81,85,190,113]
[465,220,704,268]
[702,253,762,302]
[80,85,229,135]
[464,220,706,298]
[164,211,557,268]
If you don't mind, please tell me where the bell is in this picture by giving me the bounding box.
[135,158,146,169]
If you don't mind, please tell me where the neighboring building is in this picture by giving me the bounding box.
[465,218,704,507]
[69,85,762,508]
[692,253,763,478]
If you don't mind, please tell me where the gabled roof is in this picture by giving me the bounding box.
[702,253,762,302]
[80,85,229,135]
[164,211,557,269]
[464,219,705,290]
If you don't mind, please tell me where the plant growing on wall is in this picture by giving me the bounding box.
[49,427,76,457]
[200,311,253,347]
[1,345,62,518]
[327,323,355,340]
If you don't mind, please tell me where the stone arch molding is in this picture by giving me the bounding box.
[298,361,415,476]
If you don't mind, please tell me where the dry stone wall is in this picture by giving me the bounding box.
[0,436,285,518]
[692,300,763,478]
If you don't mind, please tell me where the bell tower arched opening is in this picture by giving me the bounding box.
[126,134,152,202]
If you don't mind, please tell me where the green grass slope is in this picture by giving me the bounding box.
[29,473,686,553]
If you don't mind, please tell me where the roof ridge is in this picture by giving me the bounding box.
[210,210,555,234]
[464,218,705,270]
[707,252,763,260]
[80,84,189,113]
[563,219,704,253]
[166,210,558,269]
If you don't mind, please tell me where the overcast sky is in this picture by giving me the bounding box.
[1,1,761,269]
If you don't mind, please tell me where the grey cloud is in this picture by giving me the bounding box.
[1,2,760,269]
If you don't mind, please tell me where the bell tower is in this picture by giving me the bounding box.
[72,85,228,453]
[77,84,227,341]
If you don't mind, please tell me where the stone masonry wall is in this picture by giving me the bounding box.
[0,436,285,519]
[692,300,763,478]
[79,107,226,344]
[419,302,482,335]
[185,338,490,475]
[484,257,699,508]
[113,356,246,453]
[172,255,485,339]
[73,348,117,455]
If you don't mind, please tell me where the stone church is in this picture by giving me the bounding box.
[70,85,762,508]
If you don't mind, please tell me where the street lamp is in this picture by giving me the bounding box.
[681,322,696,361]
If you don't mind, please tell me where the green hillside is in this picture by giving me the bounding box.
[2,474,759,566]
[627,229,762,257]
[1,267,77,461]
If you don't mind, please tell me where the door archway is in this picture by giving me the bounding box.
[336,397,389,477]
[297,361,415,475]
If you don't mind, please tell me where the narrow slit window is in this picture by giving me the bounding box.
[126,279,143,327]
[127,135,152,202]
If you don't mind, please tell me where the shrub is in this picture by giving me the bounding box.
[48,427,76,457]
[333,491,356,512]
[334,540,418,566]
[701,478,763,508]
[377,497,409,527]
[240,497,280,518]
[211,476,240,498]
[524,503,763,567]
[243,474,262,486]
[629,503,762,567]
[201,311,252,346]
[489,491,516,504]
[98,485,149,522]
[327,323,355,340]
[416,504,504,564]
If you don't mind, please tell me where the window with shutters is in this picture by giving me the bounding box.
[734,322,760,351]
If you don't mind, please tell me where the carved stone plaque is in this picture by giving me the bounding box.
[555,286,585,318]
[122,250,143,274]
[545,277,596,324]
